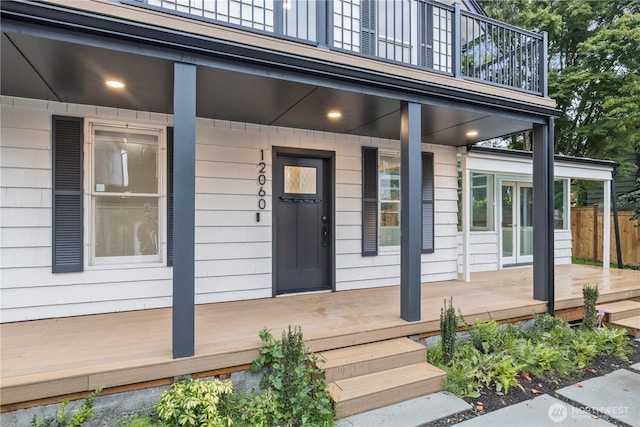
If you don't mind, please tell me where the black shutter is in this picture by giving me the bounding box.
[361,0,377,55]
[52,116,84,273]
[362,146,378,256]
[421,152,435,253]
[167,127,174,267]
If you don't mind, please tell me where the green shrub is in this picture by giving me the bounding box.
[582,284,600,330]
[440,298,458,365]
[155,377,233,427]
[32,388,102,427]
[469,319,501,354]
[116,415,159,427]
[248,326,334,427]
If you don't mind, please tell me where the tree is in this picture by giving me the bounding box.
[478,0,640,177]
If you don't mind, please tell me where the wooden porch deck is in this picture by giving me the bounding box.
[1,264,639,410]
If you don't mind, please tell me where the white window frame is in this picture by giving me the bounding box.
[86,120,166,267]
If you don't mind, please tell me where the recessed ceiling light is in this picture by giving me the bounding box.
[105,80,125,89]
[466,130,479,137]
[327,111,342,119]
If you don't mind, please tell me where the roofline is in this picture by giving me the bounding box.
[468,146,618,169]
[465,0,488,16]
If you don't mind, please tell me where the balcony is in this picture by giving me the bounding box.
[128,0,547,96]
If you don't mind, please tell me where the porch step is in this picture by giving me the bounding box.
[317,337,427,383]
[610,315,640,338]
[329,362,447,419]
[318,338,446,419]
[596,300,640,322]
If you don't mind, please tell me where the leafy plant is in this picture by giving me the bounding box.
[440,298,458,365]
[582,284,600,330]
[31,388,102,427]
[469,319,501,354]
[248,326,334,427]
[155,377,233,427]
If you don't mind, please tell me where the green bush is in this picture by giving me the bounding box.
[582,284,600,330]
[440,298,458,365]
[155,377,233,427]
[469,319,501,354]
[246,326,334,427]
[32,388,102,427]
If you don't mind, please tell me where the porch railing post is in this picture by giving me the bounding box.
[317,0,330,48]
[400,101,422,322]
[540,31,548,97]
[453,3,462,78]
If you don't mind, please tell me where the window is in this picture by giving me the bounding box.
[90,124,163,265]
[470,173,494,231]
[361,147,434,255]
[554,179,568,230]
[379,153,401,247]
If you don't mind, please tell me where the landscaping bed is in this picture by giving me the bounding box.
[422,315,640,427]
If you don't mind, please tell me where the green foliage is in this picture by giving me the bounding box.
[31,388,102,427]
[582,284,600,330]
[621,178,640,225]
[431,313,633,398]
[155,377,233,427]
[116,415,159,427]
[469,319,501,354]
[247,326,334,427]
[440,298,458,365]
[479,0,640,174]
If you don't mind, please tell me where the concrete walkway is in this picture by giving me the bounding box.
[337,366,640,427]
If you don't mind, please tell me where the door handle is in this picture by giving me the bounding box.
[322,227,328,247]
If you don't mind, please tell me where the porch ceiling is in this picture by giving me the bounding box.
[1,31,532,145]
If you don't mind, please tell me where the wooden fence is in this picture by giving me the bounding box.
[571,206,640,267]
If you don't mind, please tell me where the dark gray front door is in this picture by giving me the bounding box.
[274,154,331,294]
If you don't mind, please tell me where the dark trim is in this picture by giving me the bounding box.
[166,127,174,267]
[271,146,336,296]
[421,152,435,254]
[52,115,84,273]
[361,146,378,257]
[172,63,196,359]
[400,101,422,322]
[546,118,555,315]
[611,165,623,269]
[0,1,560,119]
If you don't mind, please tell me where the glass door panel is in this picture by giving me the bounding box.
[519,185,534,262]
[501,183,515,261]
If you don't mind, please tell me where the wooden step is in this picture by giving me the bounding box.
[596,300,640,322]
[329,362,446,418]
[609,315,640,338]
[317,338,426,383]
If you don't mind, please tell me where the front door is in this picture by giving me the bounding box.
[501,181,534,266]
[274,153,331,294]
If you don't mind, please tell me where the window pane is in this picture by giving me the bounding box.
[94,196,159,258]
[554,179,567,230]
[380,154,400,201]
[94,130,158,194]
[284,166,317,194]
[470,173,494,231]
[380,202,400,246]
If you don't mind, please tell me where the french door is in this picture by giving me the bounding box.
[501,182,534,266]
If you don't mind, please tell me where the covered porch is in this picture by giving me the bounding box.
[2,264,639,410]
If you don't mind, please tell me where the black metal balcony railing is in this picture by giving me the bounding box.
[133,0,547,96]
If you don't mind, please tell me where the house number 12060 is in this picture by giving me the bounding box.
[257,149,266,210]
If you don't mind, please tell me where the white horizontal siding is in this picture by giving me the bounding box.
[1,96,462,320]
[0,99,174,322]
[554,229,572,265]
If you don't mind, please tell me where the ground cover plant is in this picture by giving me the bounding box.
[31,388,102,427]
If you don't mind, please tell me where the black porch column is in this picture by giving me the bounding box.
[173,62,196,358]
[532,119,555,314]
[400,101,422,322]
